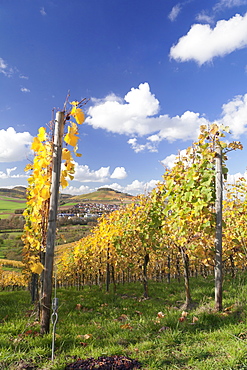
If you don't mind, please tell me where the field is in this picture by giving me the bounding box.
[0,197,26,219]
[1,275,247,369]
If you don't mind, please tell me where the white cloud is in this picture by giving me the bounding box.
[125,179,159,195]
[6,167,17,176]
[62,179,159,197]
[170,13,247,65]
[86,83,160,136]
[196,12,214,24]
[0,167,27,179]
[62,184,91,195]
[74,163,110,183]
[161,149,189,169]
[105,179,159,196]
[168,4,181,21]
[226,172,247,183]
[21,87,30,93]
[218,93,247,137]
[85,84,247,154]
[86,83,209,150]
[0,57,14,77]
[19,75,29,79]
[214,0,247,11]
[40,7,47,16]
[0,127,33,162]
[127,138,158,153]
[110,167,127,179]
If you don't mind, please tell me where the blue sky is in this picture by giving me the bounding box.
[1,0,247,195]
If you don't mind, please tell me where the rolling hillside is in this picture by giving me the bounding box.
[0,186,27,199]
[0,186,134,209]
[69,187,134,203]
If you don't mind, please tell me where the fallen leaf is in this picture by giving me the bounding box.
[157,311,165,318]
[83,334,93,340]
[181,311,188,318]
[120,323,133,330]
[178,316,186,322]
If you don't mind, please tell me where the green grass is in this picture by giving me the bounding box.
[0,198,25,219]
[1,276,247,369]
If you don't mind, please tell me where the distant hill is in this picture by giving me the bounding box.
[69,187,134,203]
[0,186,27,199]
[0,186,134,204]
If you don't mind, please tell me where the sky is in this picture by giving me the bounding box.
[1,0,247,196]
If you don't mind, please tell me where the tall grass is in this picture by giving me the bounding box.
[1,274,247,369]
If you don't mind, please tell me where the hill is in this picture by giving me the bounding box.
[0,186,134,205]
[0,186,27,199]
[69,187,134,203]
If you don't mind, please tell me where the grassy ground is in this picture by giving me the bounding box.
[0,197,25,219]
[1,275,247,369]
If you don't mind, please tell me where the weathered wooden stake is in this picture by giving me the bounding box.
[41,111,65,334]
[215,143,223,311]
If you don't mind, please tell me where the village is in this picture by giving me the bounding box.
[58,202,121,220]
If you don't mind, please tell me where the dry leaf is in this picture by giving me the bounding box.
[181,311,188,318]
[83,334,92,340]
[120,323,133,330]
[157,311,165,318]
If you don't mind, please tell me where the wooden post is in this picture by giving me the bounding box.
[215,144,223,311]
[41,111,65,334]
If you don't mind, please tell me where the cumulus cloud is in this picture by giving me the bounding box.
[85,84,247,155]
[0,127,33,162]
[168,4,182,21]
[226,172,247,183]
[73,163,110,183]
[63,179,159,197]
[62,184,91,195]
[161,149,189,169]
[105,179,159,196]
[170,13,247,65]
[125,179,159,195]
[217,93,247,137]
[86,83,160,136]
[110,167,127,179]
[86,83,209,150]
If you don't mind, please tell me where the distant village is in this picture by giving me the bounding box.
[58,202,121,220]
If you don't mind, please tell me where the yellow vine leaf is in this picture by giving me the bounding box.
[37,127,47,141]
[30,262,44,274]
[31,137,42,152]
[64,124,79,147]
[71,106,85,125]
[62,148,72,161]
[61,176,69,189]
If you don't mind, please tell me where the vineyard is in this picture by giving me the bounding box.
[2,104,247,368]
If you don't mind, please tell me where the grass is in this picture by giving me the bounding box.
[0,198,25,219]
[1,275,247,369]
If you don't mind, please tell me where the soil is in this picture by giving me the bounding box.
[64,355,142,369]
